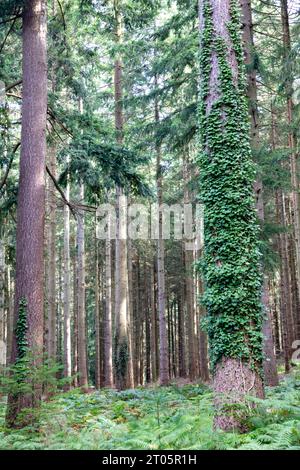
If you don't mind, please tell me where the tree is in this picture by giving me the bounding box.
[198,0,264,431]
[240,0,278,387]
[6,0,47,427]
[113,0,131,391]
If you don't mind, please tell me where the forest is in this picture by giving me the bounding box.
[0,0,300,452]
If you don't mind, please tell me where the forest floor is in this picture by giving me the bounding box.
[0,367,300,450]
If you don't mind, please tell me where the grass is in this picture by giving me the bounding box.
[0,368,300,450]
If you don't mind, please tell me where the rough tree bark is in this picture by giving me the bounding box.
[113,0,131,390]
[63,167,72,386]
[76,182,88,390]
[46,145,57,362]
[6,0,47,427]
[183,153,197,380]
[104,209,113,387]
[0,238,5,369]
[280,0,300,340]
[155,89,169,386]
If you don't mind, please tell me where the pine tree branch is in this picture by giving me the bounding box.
[0,142,20,193]
[0,16,17,55]
[46,165,77,219]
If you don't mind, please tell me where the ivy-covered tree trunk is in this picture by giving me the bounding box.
[6,0,47,427]
[240,0,278,387]
[198,0,264,431]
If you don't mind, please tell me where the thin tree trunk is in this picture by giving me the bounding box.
[104,212,113,387]
[178,282,186,378]
[63,169,72,387]
[0,239,5,369]
[113,0,131,390]
[183,153,197,380]
[6,265,13,369]
[72,252,78,387]
[95,232,101,389]
[6,0,47,427]
[150,259,158,382]
[280,0,300,340]
[46,145,57,362]
[155,83,169,386]
[76,183,88,390]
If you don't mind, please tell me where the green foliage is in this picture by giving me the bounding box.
[15,297,28,360]
[1,372,300,450]
[197,0,263,373]
[0,354,68,400]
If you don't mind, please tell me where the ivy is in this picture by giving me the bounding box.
[15,297,28,361]
[197,0,263,375]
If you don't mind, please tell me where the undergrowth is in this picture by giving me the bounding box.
[0,369,300,450]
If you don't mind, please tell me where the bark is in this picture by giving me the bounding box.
[104,214,113,387]
[178,284,187,378]
[281,0,300,340]
[240,0,278,387]
[0,239,5,369]
[72,252,78,387]
[272,106,294,372]
[95,232,101,389]
[63,170,72,386]
[150,259,158,382]
[6,266,13,368]
[183,153,197,380]
[46,145,57,361]
[214,358,264,432]
[113,0,131,390]
[155,91,169,386]
[6,0,47,427]
[76,183,88,390]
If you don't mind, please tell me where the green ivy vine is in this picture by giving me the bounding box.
[15,297,28,360]
[197,0,263,376]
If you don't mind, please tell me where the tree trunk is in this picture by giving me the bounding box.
[113,0,131,390]
[280,0,300,341]
[150,259,158,382]
[198,0,264,431]
[104,212,113,387]
[76,183,88,390]
[183,153,197,380]
[72,252,78,387]
[46,145,57,362]
[95,232,101,389]
[6,0,47,427]
[155,92,169,386]
[271,105,293,372]
[0,238,5,369]
[240,0,278,386]
[63,170,72,387]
